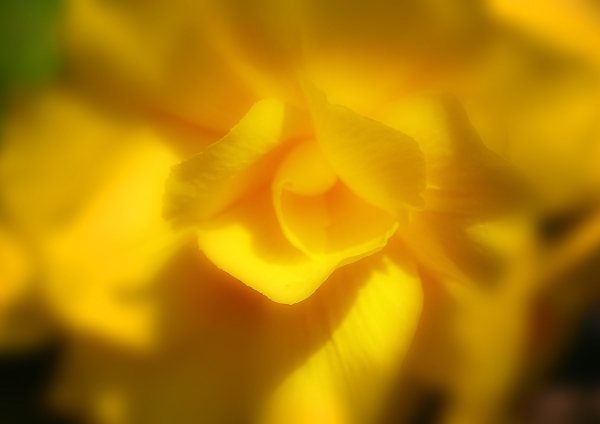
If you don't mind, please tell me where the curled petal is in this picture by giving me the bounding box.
[305,83,426,215]
[165,99,311,225]
[198,188,344,304]
[272,140,398,261]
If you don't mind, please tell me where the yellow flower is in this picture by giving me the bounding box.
[164,84,426,304]
[156,77,527,423]
[0,1,547,423]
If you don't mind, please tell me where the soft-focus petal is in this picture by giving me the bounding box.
[261,239,422,424]
[298,0,491,115]
[0,88,186,349]
[459,26,600,210]
[488,0,600,65]
[53,238,422,424]
[378,95,529,285]
[0,225,47,350]
[306,84,426,215]
[378,95,526,217]
[0,225,31,312]
[63,0,265,135]
[165,98,310,225]
[40,137,184,349]
[404,216,537,424]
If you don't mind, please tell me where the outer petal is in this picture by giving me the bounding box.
[260,239,423,424]
[0,225,46,350]
[0,88,185,349]
[298,0,490,114]
[0,226,31,312]
[164,98,310,226]
[459,31,600,210]
[377,95,527,217]
[379,96,531,287]
[306,84,426,215]
[52,237,422,424]
[62,0,267,135]
[40,138,185,349]
[488,0,600,65]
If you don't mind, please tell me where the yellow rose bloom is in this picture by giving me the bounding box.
[4,0,598,423]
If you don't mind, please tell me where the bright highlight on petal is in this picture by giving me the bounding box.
[197,188,342,304]
[262,239,423,424]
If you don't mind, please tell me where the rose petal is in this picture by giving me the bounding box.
[378,95,527,217]
[304,83,426,216]
[52,238,422,423]
[262,239,422,423]
[164,98,311,226]
[0,88,185,349]
[272,139,398,261]
[198,187,347,304]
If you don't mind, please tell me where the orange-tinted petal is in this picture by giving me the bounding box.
[165,99,310,226]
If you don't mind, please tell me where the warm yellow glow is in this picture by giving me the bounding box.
[1,0,599,423]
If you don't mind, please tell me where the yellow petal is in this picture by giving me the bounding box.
[404,215,536,423]
[198,187,347,304]
[273,139,339,197]
[489,0,600,65]
[272,139,398,260]
[164,98,310,225]
[0,225,46,351]
[52,237,422,424]
[378,95,527,217]
[305,84,426,215]
[299,0,488,115]
[400,211,534,286]
[0,88,185,349]
[0,88,135,232]
[0,226,31,312]
[261,239,422,424]
[41,136,184,349]
[458,29,600,210]
[63,0,266,135]
[166,97,402,304]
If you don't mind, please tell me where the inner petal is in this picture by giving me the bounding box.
[273,141,399,261]
[274,139,339,197]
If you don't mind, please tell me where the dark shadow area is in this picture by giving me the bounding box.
[525,302,600,424]
[0,341,78,424]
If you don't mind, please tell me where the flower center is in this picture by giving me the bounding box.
[274,140,338,196]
